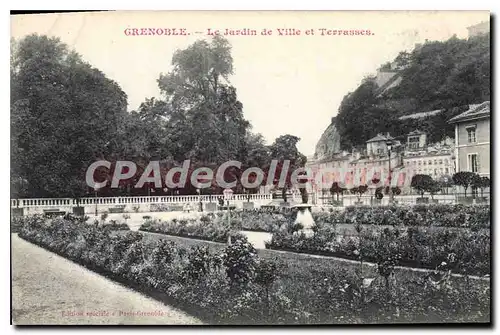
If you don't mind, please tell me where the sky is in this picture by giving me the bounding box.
[11,11,489,155]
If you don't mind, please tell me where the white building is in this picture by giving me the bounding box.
[402,129,455,180]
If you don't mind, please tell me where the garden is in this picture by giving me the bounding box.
[16,214,490,324]
[138,205,490,276]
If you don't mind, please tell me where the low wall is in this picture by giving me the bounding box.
[341,194,457,207]
[10,194,273,216]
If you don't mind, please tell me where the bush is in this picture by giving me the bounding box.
[139,216,245,243]
[312,204,490,229]
[150,203,171,212]
[15,216,490,324]
[223,237,257,285]
[102,221,130,231]
[267,221,490,276]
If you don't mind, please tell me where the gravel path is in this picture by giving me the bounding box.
[11,234,203,325]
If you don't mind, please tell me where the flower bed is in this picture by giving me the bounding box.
[16,216,490,324]
[313,204,490,229]
[228,209,294,233]
[102,221,130,231]
[139,215,244,243]
[266,222,490,276]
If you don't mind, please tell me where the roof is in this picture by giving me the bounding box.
[408,129,425,136]
[448,101,490,123]
[366,133,394,143]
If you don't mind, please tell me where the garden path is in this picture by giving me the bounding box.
[11,234,203,325]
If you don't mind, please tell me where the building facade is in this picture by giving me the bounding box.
[366,133,396,156]
[448,101,490,178]
[306,132,406,194]
[467,21,490,38]
[402,130,455,180]
[403,152,455,179]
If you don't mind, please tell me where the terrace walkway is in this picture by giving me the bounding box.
[11,234,203,325]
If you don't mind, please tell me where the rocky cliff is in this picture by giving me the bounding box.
[313,121,341,160]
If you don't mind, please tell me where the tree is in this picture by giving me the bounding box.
[394,51,411,69]
[471,174,482,199]
[452,171,477,197]
[157,36,250,166]
[268,135,307,203]
[471,174,490,199]
[410,174,434,198]
[330,181,342,201]
[427,181,442,200]
[11,34,128,198]
[438,175,453,194]
[478,176,490,198]
[350,184,369,202]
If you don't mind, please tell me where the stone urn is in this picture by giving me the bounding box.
[293,204,315,238]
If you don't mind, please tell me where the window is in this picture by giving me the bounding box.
[418,161,422,166]
[445,168,449,174]
[408,136,420,149]
[428,160,432,165]
[468,154,479,173]
[439,159,443,165]
[444,159,448,164]
[467,127,476,143]
[423,161,427,165]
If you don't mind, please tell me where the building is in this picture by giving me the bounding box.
[402,130,455,180]
[403,151,455,180]
[448,101,490,178]
[467,21,490,38]
[306,133,405,196]
[406,130,427,150]
[366,133,396,156]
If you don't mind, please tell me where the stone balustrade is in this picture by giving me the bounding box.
[10,194,275,216]
[11,194,274,208]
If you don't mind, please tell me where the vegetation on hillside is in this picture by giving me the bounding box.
[335,33,490,150]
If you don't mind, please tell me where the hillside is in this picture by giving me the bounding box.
[313,120,341,160]
[327,33,490,152]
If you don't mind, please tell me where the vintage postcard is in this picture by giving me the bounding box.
[10,10,491,325]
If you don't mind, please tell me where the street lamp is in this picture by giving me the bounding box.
[223,188,233,244]
[443,176,449,195]
[94,187,99,217]
[386,140,394,204]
